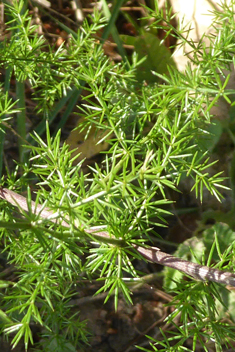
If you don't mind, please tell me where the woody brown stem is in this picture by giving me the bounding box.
[1,187,235,287]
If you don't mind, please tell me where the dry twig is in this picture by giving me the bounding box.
[1,187,235,287]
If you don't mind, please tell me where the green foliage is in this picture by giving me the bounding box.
[0,0,235,351]
[121,31,176,83]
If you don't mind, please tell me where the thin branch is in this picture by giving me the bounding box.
[1,187,235,287]
[133,245,235,287]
